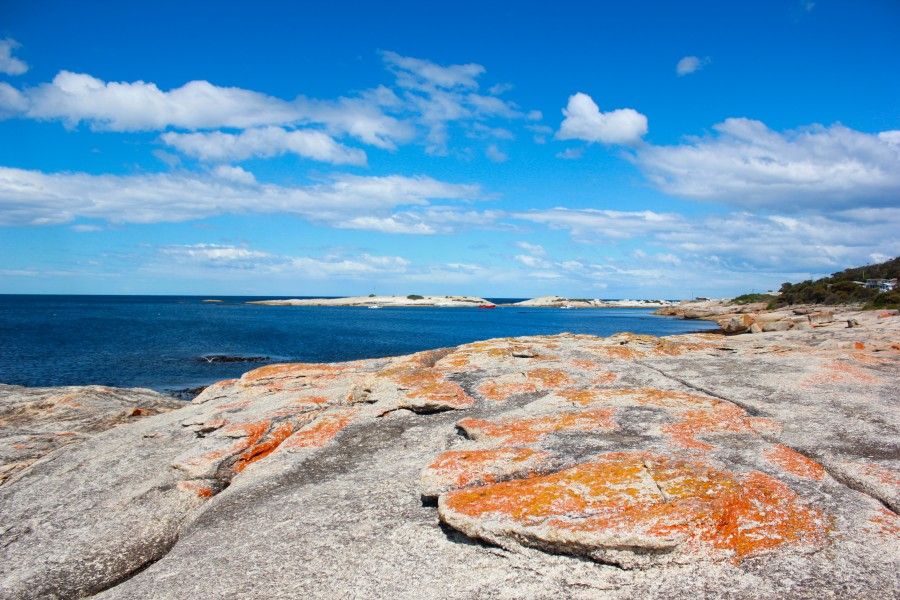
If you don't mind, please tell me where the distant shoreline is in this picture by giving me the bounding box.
[246,294,676,308]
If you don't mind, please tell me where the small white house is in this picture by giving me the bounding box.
[865,278,897,292]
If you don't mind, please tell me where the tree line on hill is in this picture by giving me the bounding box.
[731,257,900,309]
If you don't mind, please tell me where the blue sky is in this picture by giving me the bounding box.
[0,0,898,297]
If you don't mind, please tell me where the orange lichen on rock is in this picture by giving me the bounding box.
[854,341,866,350]
[603,387,718,409]
[233,421,295,472]
[477,380,538,402]
[441,453,827,563]
[867,509,900,538]
[662,401,773,451]
[592,371,617,385]
[422,448,550,495]
[177,480,216,498]
[571,359,600,370]
[240,362,354,392]
[525,368,573,388]
[764,444,826,480]
[458,408,615,445]
[854,461,900,487]
[600,345,644,360]
[380,365,475,409]
[803,361,880,386]
[281,408,358,449]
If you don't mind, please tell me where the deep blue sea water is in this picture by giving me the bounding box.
[0,295,716,395]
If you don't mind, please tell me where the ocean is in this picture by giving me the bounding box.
[0,295,716,396]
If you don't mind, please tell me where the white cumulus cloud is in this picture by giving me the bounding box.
[556,92,647,145]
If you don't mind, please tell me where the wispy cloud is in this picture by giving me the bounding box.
[675,55,710,76]
[636,118,900,208]
[0,39,28,75]
[0,166,483,231]
[161,127,367,165]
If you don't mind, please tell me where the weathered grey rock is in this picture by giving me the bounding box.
[761,319,793,332]
[1,310,899,599]
[723,314,755,333]
[0,384,180,485]
[809,309,835,324]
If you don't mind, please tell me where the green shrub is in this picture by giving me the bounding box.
[730,293,774,305]
[406,294,424,300]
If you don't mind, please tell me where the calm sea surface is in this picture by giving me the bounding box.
[0,295,716,395]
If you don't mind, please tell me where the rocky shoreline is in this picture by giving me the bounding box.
[655,298,900,334]
[1,312,898,598]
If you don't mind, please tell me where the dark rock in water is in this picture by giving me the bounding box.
[197,354,270,364]
[167,386,208,401]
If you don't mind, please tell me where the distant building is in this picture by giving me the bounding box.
[865,278,897,292]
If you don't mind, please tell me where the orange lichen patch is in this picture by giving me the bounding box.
[803,361,880,386]
[592,372,617,385]
[764,444,826,480]
[381,366,475,409]
[867,509,900,538]
[439,352,473,370]
[281,408,358,449]
[243,362,350,382]
[47,392,82,409]
[600,345,644,360]
[177,480,216,498]
[854,461,900,487]
[584,334,715,360]
[233,420,295,472]
[525,368,573,388]
[853,341,866,350]
[442,453,826,562]
[240,362,357,392]
[604,387,719,409]
[217,398,252,411]
[458,408,616,445]
[571,359,600,370]
[423,448,549,492]
[662,401,771,452]
[477,381,538,402]
[557,388,603,406]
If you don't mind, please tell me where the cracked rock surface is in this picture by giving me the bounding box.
[1,309,898,599]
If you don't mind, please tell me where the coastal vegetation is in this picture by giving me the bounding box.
[768,257,899,309]
[730,293,776,305]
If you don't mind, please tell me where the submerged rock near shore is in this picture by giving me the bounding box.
[1,310,898,599]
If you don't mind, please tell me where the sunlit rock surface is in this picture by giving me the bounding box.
[0,384,179,485]
[1,308,898,598]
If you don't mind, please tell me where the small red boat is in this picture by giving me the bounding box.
[478,304,497,309]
